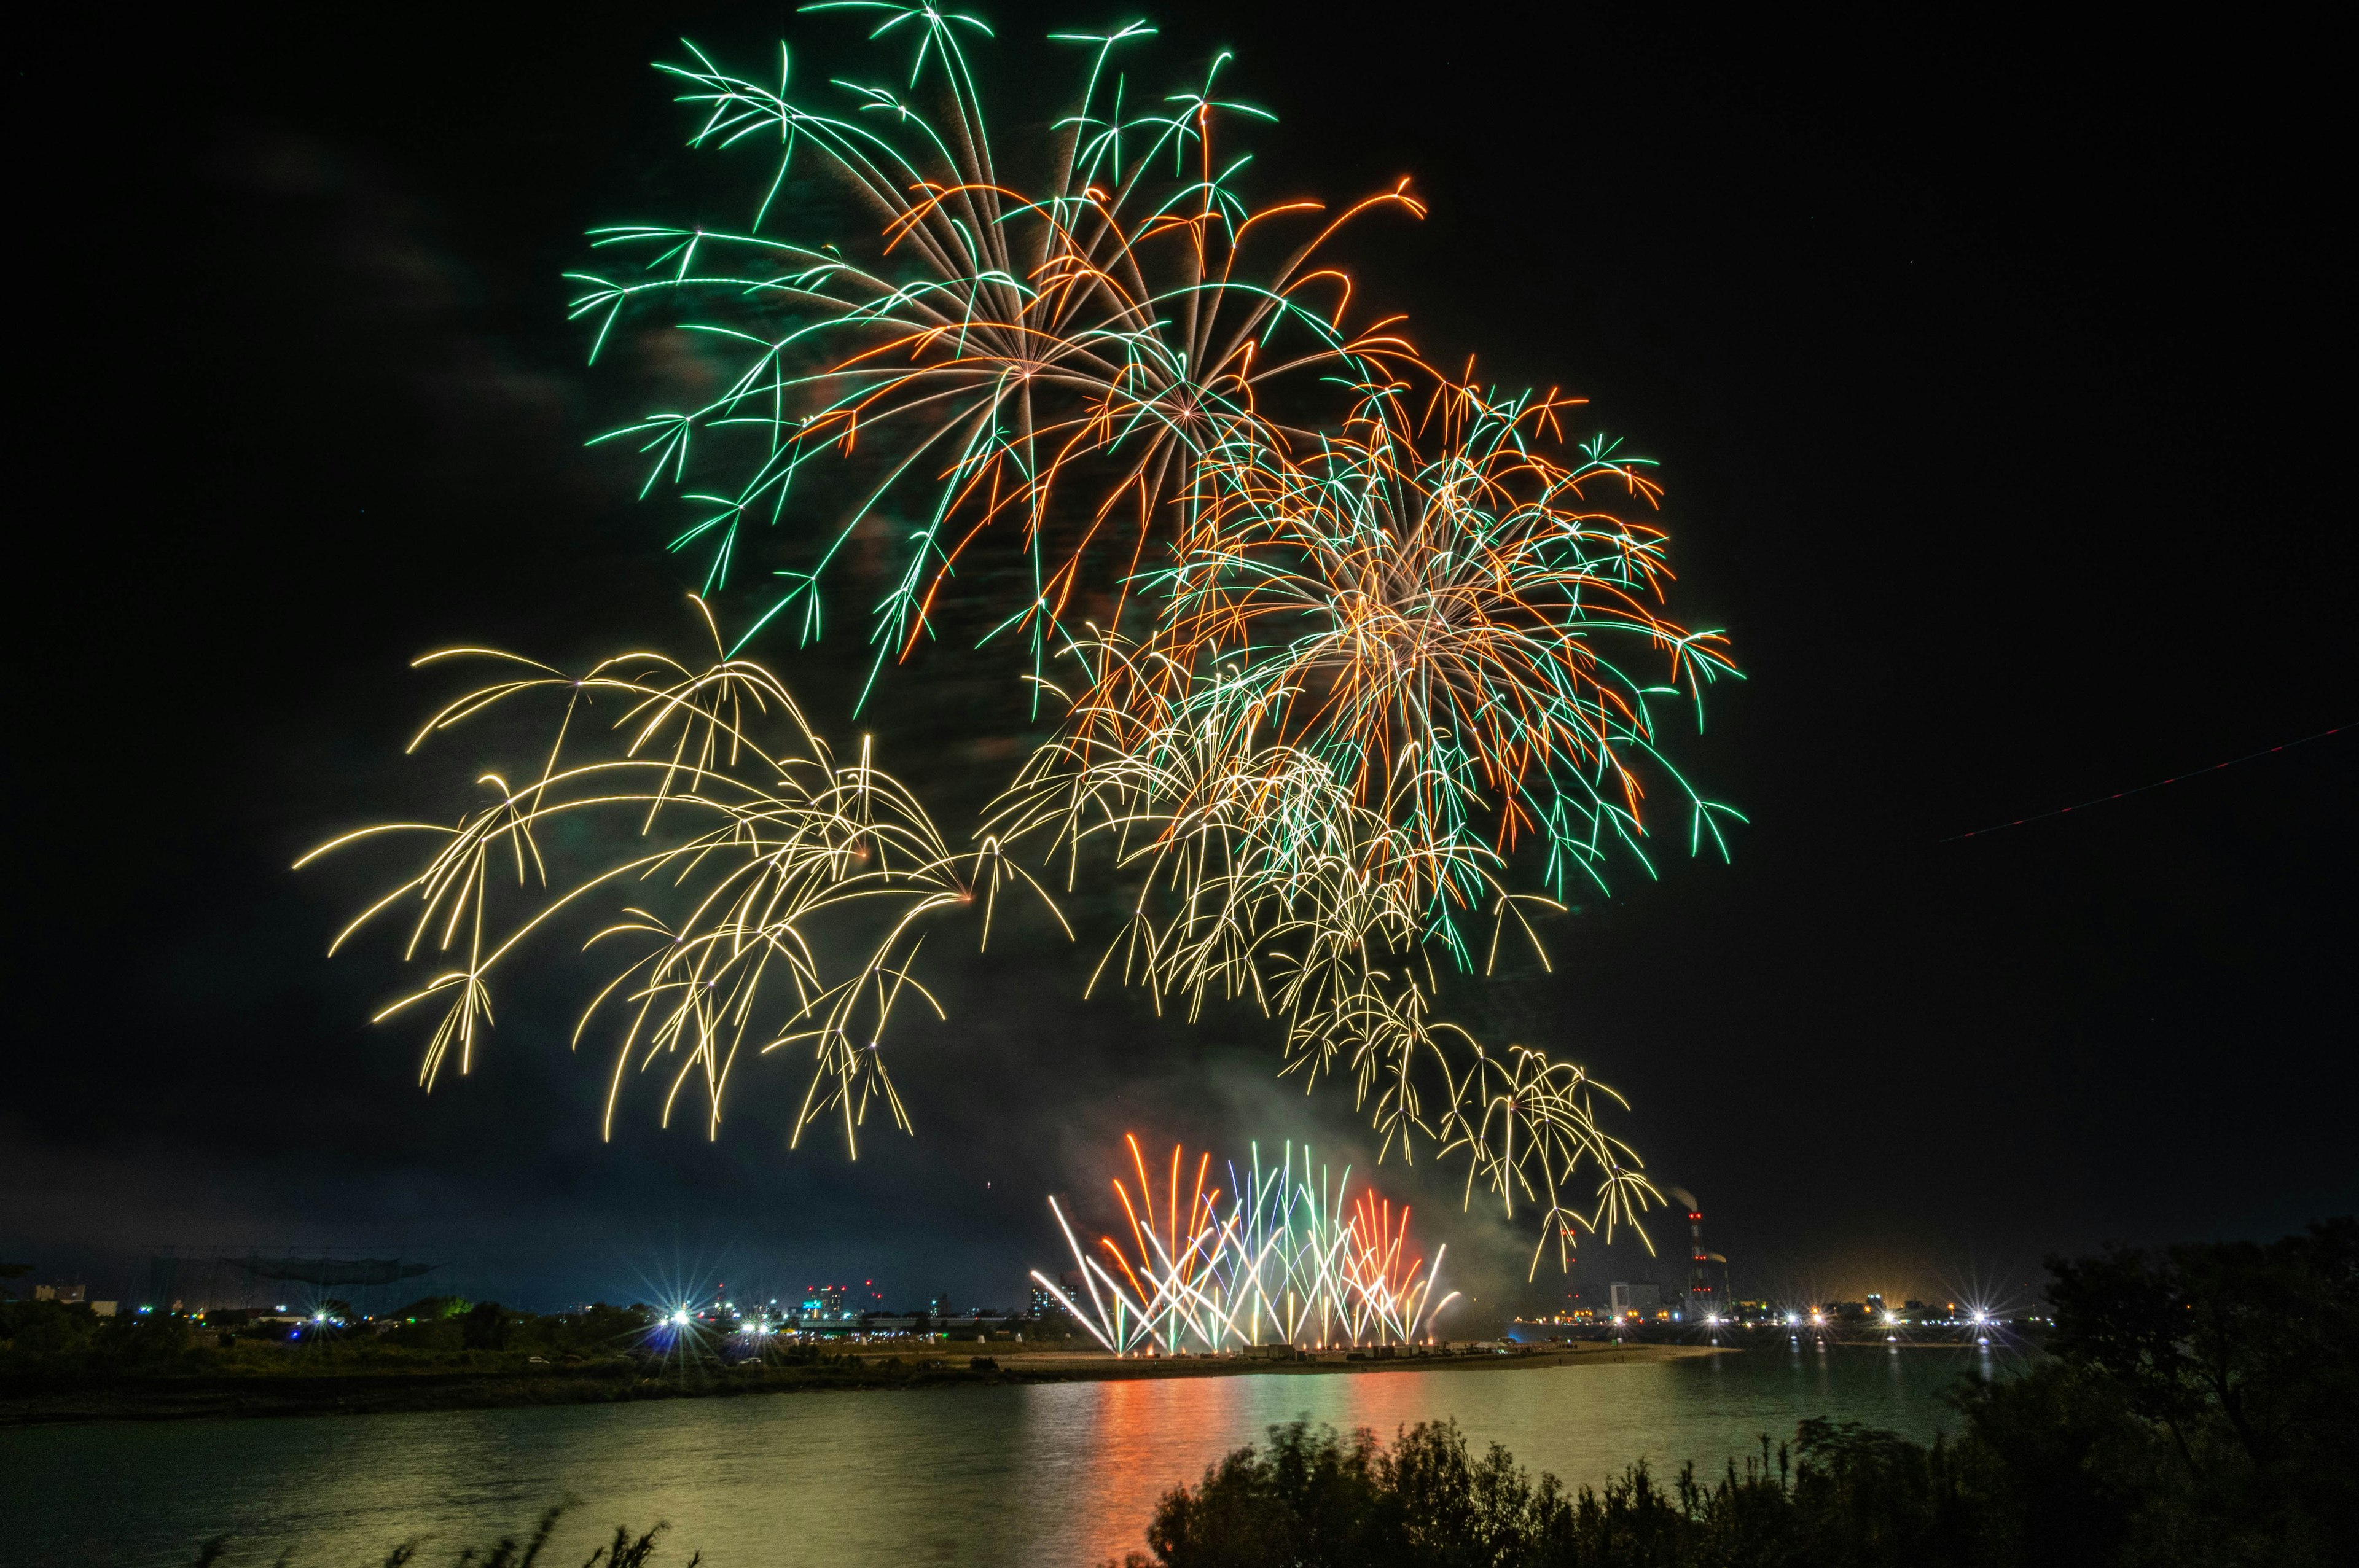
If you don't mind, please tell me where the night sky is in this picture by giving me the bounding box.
[12,4,2352,1320]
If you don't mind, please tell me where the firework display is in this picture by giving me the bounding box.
[313,6,1731,1263]
[1032,1135,1461,1352]
[1016,382,1738,930]
[984,386,1731,1237]
[568,4,1426,700]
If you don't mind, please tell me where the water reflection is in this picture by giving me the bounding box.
[3,1348,2005,1567]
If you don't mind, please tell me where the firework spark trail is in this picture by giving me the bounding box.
[300,600,1058,1156]
[1439,1043,1661,1276]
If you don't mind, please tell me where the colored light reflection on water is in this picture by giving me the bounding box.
[2,1346,2006,1566]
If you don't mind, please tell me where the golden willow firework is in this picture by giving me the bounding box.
[568,2,1427,699]
[300,603,1056,1155]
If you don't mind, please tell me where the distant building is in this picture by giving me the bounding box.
[1608,1282,1661,1319]
[33,1284,85,1305]
[796,1284,871,1327]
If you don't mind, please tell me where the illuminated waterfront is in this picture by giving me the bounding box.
[4,1344,2003,1566]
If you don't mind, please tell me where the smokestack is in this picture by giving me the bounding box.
[1667,1187,1716,1318]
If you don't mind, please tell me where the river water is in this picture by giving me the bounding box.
[4,1344,2011,1566]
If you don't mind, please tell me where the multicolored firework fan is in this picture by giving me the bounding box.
[311,4,1733,1266]
[1033,1135,1464,1351]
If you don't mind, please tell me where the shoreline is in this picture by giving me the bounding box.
[0,1342,1724,1429]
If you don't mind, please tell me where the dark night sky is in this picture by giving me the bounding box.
[9,4,2352,1319]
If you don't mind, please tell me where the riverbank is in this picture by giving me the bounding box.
[0,1344,1963,1566]
[0,1340,1721,1427]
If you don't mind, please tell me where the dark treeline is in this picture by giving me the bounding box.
[1125,1220,2358,1567]
[0,1295,1040,1427]
[0,1292,1071,1383]
[0,1297,670,1377]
